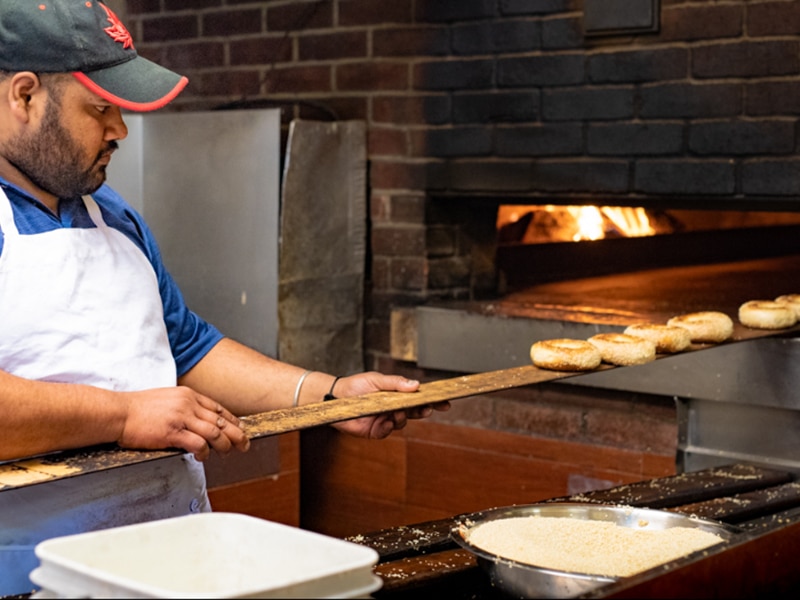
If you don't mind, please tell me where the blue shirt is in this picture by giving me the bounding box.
[0,178,223,377]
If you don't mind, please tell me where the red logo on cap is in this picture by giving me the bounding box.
[99,2,134,50]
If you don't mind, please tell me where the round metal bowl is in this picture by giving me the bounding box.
[451,502,739,599]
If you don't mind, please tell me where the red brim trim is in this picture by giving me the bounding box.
[72,72,188,112]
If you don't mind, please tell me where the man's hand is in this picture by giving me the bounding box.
[118,386,251,460]
[329,372,451,439]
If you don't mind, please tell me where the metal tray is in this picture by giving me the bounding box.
[451,502,740,599]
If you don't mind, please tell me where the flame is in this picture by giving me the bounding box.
[601,207,654,237]
[497,204,659,244]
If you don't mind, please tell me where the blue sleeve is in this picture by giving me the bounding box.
[93,186,224,377]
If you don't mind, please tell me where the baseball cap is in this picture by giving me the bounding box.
[0,0,188,111]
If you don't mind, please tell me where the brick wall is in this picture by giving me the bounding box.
[124,0,800,371]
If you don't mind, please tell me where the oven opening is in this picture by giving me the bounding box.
[493,205,800,290]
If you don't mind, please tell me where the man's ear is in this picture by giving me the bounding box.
[7,72,43,122]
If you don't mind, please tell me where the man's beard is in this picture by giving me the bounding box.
[3,101,115,199]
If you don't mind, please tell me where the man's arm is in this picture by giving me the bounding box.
[0,368,248,462]
[178,338,448,439]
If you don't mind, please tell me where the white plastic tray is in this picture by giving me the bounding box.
[32,512,381,598]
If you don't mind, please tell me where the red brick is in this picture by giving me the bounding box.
[389,257,427,290]
[141,15,198,42]
[187,69,261,97]
[368,127,408,157]
[659,4,743,41]
[339,0,413,26]
[230,37,292,66]
[126,0,162,15]
[748,0,800,35]
[155,41,225,69]
[202,9,263,37]
[267,1,333,31]
[372,94,450,125]
[298,31,367,61]
[371,225,426,256]
[262,65,332,94]
[373,26,450,57]
[336,62,409,91]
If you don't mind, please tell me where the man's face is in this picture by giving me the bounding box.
[2,76,125,200]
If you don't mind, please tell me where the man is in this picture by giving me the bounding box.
[0,1,447,592]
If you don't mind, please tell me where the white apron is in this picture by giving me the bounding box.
[0,188,209,595]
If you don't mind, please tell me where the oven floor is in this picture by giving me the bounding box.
[490,254,800,325]
[415,254,800,373]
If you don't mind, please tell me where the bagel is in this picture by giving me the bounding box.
[530,338,602,371]
[667,311,734,343]
[587,333,656,366]
[738,300,797,330]
[623,323,692,354]
[775,294,800,319]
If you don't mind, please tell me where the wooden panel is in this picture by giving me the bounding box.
[207,432,300,526]
[300,420,676,536]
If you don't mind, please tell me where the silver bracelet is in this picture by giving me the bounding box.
[292,369,313,408]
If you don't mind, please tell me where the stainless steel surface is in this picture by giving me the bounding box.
[569,336,800,474]
[107,110,281,357]
[279,119,367,375]
[451,502,738,599]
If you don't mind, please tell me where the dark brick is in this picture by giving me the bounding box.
[266,1,333,32]
[542,87,634,121]
[337,62,408,91]
[188,69,261,97]
[339,0,413,26]
[428,257,472,288]
[746,81,800,116]
[689,120,795,155]
[373,26,451,58]
[742,160,800,195]
[414,59,494,91]
[370,159,447,191]
[298,31,368,61]
[530,160,629,193]
[639,83,741,118]
[447,160,535,192]
[390,257,427,290]
[368,127,408,157]
[391,195,428,224]
[693,41,800,79]
[748,0,800,36]
[164,0,219,10]
[497,54,584,87]
[587,123,684,156]
[659,4,742,42]
[262,65,332,94]
[202,9,262,36]
[372,95,451,125]
[452,91,539,123]
[156,41,225,69]
[542,17,583,50]
[635,160,735,195]
[141,15,198,42]
[452,20,542,55]
[588,48,688,83]
[412,127,493,158]
[426,225,458,256]
[371,226,426,257]
[127,0,162,15]
[415,0,497,23]
[500,0,577,16]
[230,37,291,66]
[496,123,583,156]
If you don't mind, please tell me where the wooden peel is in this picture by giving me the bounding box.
[240,363,611,440]
[239,322,800,440]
